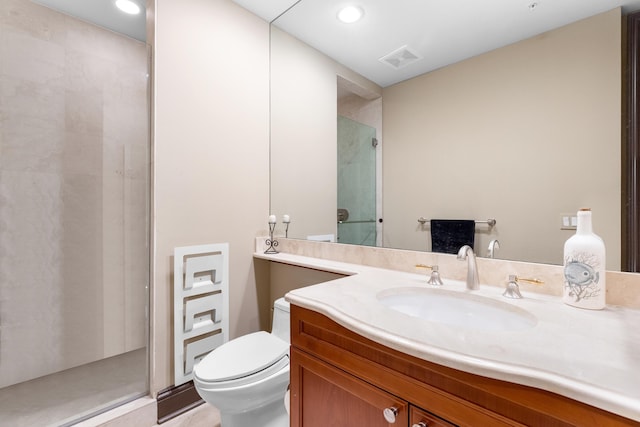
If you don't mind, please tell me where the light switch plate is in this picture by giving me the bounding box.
[561,214,577,230]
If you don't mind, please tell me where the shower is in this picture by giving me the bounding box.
[0,1,150,425]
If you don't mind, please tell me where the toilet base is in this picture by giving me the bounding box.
[219,398,288,427]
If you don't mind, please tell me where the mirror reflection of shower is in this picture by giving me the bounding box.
[337,76,383,246]
[337,116,377,246]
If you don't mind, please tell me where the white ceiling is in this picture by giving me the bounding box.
[30,0,640,86]
[31,0,146,42]
[234,0,640,87]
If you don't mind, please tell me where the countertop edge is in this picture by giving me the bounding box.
[285,293,640,423]
[255,252,640,422]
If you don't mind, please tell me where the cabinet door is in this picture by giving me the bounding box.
[291,348,408,427]
[410,405,457,427]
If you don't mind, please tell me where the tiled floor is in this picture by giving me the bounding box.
[0,349,147,427]
[156,404,220,427]
[74,398,220,427]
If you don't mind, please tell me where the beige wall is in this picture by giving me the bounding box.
[253,259,346,331]
[270,27,382,241]
[153,0,270,393]
[382,9,621,268]
[153,0,621,396]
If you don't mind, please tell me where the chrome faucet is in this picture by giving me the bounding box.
[487,239,500,258]
[457,245,480,290]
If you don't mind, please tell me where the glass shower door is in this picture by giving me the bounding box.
[337,116,377,246]
[0,1,149,425]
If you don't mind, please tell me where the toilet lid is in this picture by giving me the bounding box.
[195,331,289,383]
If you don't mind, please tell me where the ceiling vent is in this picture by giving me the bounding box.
[379,45,422,69]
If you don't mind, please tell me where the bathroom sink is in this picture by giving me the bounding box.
[377,288,537,332]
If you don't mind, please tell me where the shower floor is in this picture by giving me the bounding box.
[0,348,147,427]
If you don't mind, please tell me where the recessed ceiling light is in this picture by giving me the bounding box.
[337,6,364,24]
[115,0,142,15]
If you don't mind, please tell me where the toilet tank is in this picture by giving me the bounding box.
[271,297,290,343]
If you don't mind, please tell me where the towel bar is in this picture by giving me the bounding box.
[417,217,496,227]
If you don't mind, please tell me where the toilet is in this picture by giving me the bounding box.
[194,298,290,427]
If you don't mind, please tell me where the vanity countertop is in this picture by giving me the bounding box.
[255,252,640,422]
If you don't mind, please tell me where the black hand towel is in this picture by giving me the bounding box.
[430,219,475,254]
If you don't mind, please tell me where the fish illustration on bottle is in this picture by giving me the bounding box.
[563,254,602,303]
[564,261,599,287]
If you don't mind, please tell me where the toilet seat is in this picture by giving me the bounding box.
[194,331,289,387]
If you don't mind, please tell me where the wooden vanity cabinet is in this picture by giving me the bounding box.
[289,305,639,427]
[411,406,456,427]
[291,348,408,426]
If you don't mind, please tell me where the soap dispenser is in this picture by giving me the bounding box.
[563,208,606,310]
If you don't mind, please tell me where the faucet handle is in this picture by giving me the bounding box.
[516,276,544,285]
[415,264,444,286]
[427,265,444,286]
[503,275,523,299]
[503,275,544,299]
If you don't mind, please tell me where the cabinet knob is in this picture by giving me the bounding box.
[412,423,429,427]
[383,407,399,423]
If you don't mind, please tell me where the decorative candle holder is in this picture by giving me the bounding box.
[264,222,279,254]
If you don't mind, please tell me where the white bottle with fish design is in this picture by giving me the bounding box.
[563,208,606,309]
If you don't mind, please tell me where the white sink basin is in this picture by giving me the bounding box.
[377,288,537,331]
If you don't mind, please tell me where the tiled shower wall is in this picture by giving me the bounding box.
[0,0,148,388]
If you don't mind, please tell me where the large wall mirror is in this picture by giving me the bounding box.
[263,0,640,271]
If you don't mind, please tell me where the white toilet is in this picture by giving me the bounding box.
[194,298,290,427]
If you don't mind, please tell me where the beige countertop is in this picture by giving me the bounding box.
[255,251,640,422]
